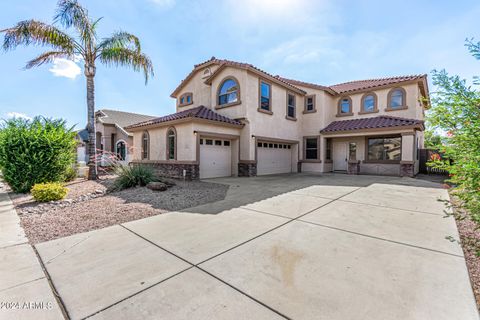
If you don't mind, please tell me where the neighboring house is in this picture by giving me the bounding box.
[126,57,428,179]
[76,109,157,165]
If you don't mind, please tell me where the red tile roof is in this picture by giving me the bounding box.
[171,57,306,97]
[273,76,337,95]
[125,106,243,129]
[320,116,424,133]
[329,75,426,94]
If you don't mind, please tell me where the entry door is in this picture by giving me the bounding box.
[333,142,348,171]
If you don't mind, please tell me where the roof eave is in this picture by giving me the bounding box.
[126,117,244,132]
[320,124,424,135]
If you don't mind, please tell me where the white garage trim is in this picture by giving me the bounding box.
[254,136,299,176]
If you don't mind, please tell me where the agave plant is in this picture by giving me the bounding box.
[1,0,154,180]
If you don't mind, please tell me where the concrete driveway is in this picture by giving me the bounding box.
[35,173,479,320]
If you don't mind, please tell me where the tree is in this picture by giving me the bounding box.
[1,0,154,180]
[424,129,443,149]
[427,39,480,224]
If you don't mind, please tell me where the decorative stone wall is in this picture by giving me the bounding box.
[131,161,199,180]
[347,161,360,175]
[400,162,415,177]
[238,162,257,177]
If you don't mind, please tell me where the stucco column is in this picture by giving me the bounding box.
[400,133,415,177]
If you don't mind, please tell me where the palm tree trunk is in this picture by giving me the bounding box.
[86,66,97,180]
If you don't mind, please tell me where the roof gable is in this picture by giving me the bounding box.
[96,109,157,129]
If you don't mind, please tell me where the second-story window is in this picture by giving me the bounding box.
[387,88,406,109]
[305,95,315,112]
[259,81,271,111]
[338,97,352,116]
[361,93,377,113]
[287,93,296,119]
[218,78,239,106]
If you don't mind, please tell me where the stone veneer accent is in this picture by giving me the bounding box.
[238,162,257,177]
[400,162,415,177]
[347,160,360,175]
[131,161,199,180]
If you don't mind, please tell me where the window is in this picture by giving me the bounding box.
[215,140,222,146]
[287,93,296,118]
[259,81,271,111]
[167,128,176,160]
[349,142,356,161]
[338,97,352,115]
[206,139,213,145]
[367,137,401,161]
[178,92,193,107]
[258,142,262,147]
[361,93,377,113]
[388,88,406,109]
[305,138,318,160]
[218,78,239,106]
[263,143,268,147]
[287,145,291,149]
[200,139,204,145]
[142,131,149,160]
[326,139,332,160]
[224,141,230,146]
[269,143,273,148]
[274,144,278,148]
[116,141,126,161]
[305,95,315,112]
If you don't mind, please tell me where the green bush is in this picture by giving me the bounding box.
[111,165,156,191]
[0,117,76,193]
[31,182,68,202]
[63,166,77,182]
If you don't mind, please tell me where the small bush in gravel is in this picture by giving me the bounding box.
[111,165,156,191]
[31,182,68,202]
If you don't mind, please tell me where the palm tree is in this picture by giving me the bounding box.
[1,0,154,180]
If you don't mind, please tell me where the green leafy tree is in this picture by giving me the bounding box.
[424,130,443,149]
[427,39,480,223]
[1,0,154,180]
[0,117,77,193]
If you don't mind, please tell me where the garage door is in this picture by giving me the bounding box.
[199,138,231,179]
[257,141,292,175]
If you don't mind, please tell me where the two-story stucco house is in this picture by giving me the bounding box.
[125,57,428,180]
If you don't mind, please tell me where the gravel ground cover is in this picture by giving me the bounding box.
[9,176,228,244]
[450,195,480,310]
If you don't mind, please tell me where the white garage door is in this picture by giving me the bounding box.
[200,138,232,179]
[257,142,293,175]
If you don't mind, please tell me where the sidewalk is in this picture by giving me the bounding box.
[0,184,64,320]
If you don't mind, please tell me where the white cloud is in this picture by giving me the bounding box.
[49,58,82,79]
[148,0,175,8]
[6,112,32,120]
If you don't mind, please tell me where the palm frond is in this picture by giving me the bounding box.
[100,47,154,84]
[1,20,77,53]
[97,31,141,53]
[25,51,72,69]
[54,0,96,49]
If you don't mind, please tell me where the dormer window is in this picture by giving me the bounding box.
[178,92,193,107]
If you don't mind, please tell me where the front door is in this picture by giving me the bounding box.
[333,142,348,171]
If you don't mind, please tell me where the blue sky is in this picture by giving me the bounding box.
[1,0,479,129]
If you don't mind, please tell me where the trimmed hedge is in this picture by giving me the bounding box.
[0,117,76,193]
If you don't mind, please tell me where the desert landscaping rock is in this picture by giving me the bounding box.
[147,181,168,191]
[11,176,228,244]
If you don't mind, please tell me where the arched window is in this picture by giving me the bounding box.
[142,131,149,160]
[337,97,352,115]
[218,77,239,106]
[116,141,126,161]
[166,127,176,160]
[361,92,377,113]
[388,88,406,109]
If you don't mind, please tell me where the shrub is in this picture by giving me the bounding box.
[0,117,76,193]
[110,165,156,191]
[31,182,68,202]
[63,165,77,182]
